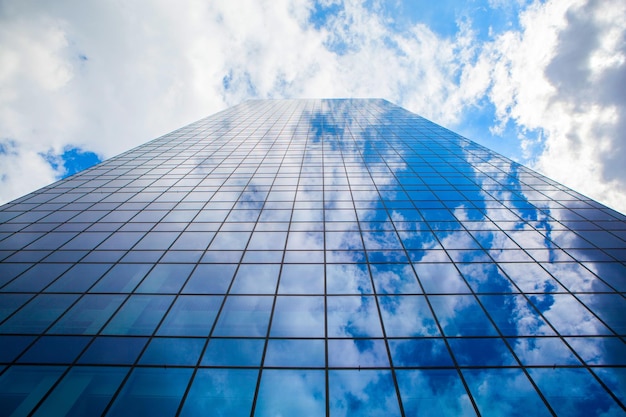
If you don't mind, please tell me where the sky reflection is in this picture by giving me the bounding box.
[0,99,624,415]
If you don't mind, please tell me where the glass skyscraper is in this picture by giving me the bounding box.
[0,99,624,416]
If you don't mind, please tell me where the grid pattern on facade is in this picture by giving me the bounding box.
[0,99,625,416]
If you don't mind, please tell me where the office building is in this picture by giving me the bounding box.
[0,99,624,416]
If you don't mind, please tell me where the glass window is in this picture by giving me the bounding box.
[463,369,552,417]
[414,263,470,294]
[0,263,31,287]
[179,369,258,417]
[45,264,112,293]
[264,339,325,367]
[508,337,580,366]
[566,337,626,365]
[577,293,626,336]
[479,294,554,336]
[531,293,611,336]
[78,336,148,365]
[327,296,382,337]
[457,263,516,293]
[102,295,174,336]
[0,293,33,322]
[328,339,389,368]
[270,296,324,337]
[0,365,65,417]
[157,295,222,336]
[285,231,324,250]
[105,367,192,417]
[379,295,439,337]
[201,338,264,367]
[255,370,325,417]
[326,264,372,294]
[90,264,152,293]
[389,338,453,367]
[0,335,35,362]
[278,264,324,294]
[448,338,516,366]
[429,295,498,336]
[135,264,194,294]
[133,231,181,250]
[97,231,145,250]
[212,295,273,337]
[61,232,111,250]
[370,263,421,294]
[17,336,90,364]
[230,264,280,294]
[49,294,126,334]
[208,231,251,250]
[170,231,215,250]
[139,337,204,365]
[0,294,79,334]
[3,263,73,292]
[32,366,128,417]
[25,232,78,250]
[247,231,287,250]
[182,264,237,294]
[498,263,563,293]
[528,368,623,416]
[329,370,401,417]
[396,369,475,416]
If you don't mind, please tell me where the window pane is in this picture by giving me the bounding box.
[329,370,401,417]
[264,339,325,367]
[18,336,91,364]
[102,295,174,336]
[429,295,498,336]
[45,264,111,293]
[49,294,126,334]
[0,365,65,417]
[327,296,382,337]
[371,263,422,294]
[105,367,192,417]
[255,370,325,416]
[389,338,453,367]
[378,295,439,337]
[270,296,324,337]
[135,264,194,294]
[157,295,222,336]
[139,337,204,366]
[180,369,258,417]
[90,264,152,293]
[328,339,389,368]
[182,264,237,294]
[278,264,324,294]
[326,264,372,294]
[201,338,264,367]
[212,296,273,337]
[396,369,476,416]
[230,264,280,294]
[78,337,148,365]
[33,366,128,417]
[0,294,79,334]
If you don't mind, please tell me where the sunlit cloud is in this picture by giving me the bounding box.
[0,0,624,213]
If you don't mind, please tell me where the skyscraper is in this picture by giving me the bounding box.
[0,99,624,416]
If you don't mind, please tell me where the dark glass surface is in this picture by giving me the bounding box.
[0,99,624,415]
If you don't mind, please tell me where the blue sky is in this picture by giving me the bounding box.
[0,0,625,213]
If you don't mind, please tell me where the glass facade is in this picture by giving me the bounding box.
[0,98,624,416]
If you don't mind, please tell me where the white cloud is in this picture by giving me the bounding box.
[0,0,624,214]
[482,0,626,213]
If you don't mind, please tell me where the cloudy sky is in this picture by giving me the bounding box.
[1,0,625,213]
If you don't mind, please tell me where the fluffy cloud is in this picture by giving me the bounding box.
[0,0,624,213]
[483,0,626,212]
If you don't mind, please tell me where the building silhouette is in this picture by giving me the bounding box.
[0,99,624,416]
